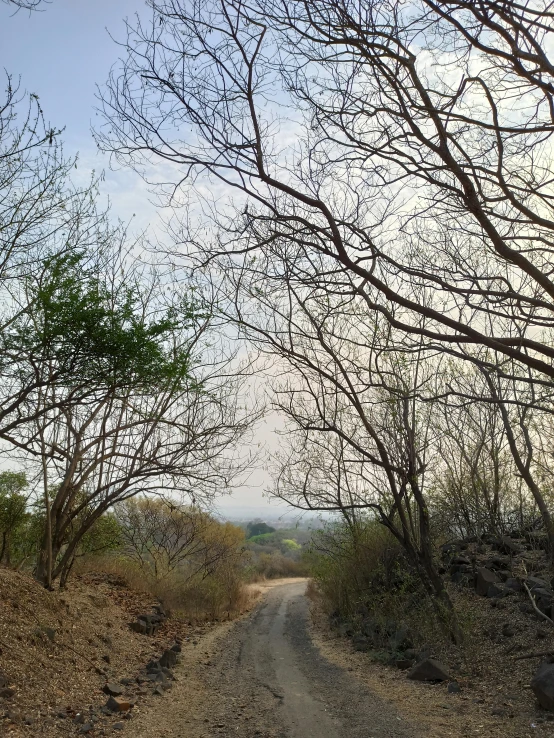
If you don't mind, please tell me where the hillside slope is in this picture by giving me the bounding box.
[0,568,209,736]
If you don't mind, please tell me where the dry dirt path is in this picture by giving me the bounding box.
[131,580,417,738]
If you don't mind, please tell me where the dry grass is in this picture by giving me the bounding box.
[77,554,252,621]
[308,578,554,738]
[0,567,180,736]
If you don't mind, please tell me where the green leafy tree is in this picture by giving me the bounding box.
[0,471,28,566]
[246,521,276,538]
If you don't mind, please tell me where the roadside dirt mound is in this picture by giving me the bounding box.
[0,568,195,736]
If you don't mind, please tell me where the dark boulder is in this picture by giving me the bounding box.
[130,621,147,634]
[526,576,549,591]
[102,683,124,697]
[407,658,450,682]
[531,663,554,710]
[505,578,522,592]
[487,583,514,599]
[159,648,178,669]
[497,536,523,556]
[533,588,553,618]
[451,555,471,566]
[476,568,500,597]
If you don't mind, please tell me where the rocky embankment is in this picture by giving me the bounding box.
[331,529,554,722]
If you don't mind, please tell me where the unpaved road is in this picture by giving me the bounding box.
[132,580,417,738]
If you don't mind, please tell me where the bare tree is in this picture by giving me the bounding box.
[2,0,49,11]
[116,496,244,582]
[98,0,554,383]
[95,0,554,562]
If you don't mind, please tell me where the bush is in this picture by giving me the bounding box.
[244,551,309,581]
[80,499,251,620]
[307,518,444,648]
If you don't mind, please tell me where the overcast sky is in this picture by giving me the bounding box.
[0,0,287,518]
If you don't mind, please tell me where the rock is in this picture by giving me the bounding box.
[159,649,178,668]
[79,724,94,734]
[0,688,15,699]
[102,654,111,664]
[451,555,471,566]
[531,663,554,710]
[395,659,413,670]
[491,707,508,717]
[505,578,522,592]
[120,678,135,686]
[170,643,182,653]
[537,628,549,640]
[498,536,523,555]
[130,621,147,634]
[526,576,549,591]
[487,583,513,598]
[502,624,516,637]
[152,686,164,697]
[489,555,510,569]
[441,542,463,555]
[146,660,161,673]
[476,568,500,597]
[447,681,461,693]
[450,570,472,586]
[519,602,535,615]
[113,722,125,730]
[103,683,124,697]
[105,696,132,713]
[0,672,8,689]
[533,588,553,617]
[407,658,450,682]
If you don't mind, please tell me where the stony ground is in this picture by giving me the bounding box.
[3,571,554,737]
[0,568,223,736]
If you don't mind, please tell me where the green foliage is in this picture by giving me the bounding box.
[248,532,276,545]
[246,521,276,538]
[9,251,196,391]
[307,518,407,620]
[0,471,29,565]
[281,538,301,551]
[78,514,122,557]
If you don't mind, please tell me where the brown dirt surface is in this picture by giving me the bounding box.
[0,567,224,736]
[4,570,554,737]
[309,585,554,738]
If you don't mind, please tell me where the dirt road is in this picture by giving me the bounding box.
[132,579,417,738]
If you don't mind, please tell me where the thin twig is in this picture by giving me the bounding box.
[523,581,554,625]
[514,650,554,661]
